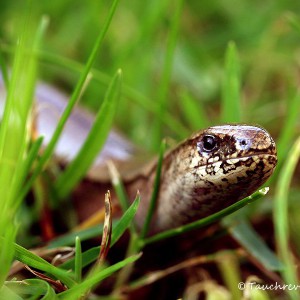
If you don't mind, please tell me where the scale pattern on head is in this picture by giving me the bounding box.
[151,125,277,233]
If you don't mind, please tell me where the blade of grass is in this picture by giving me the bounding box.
[0,226,17,289]
[229,220,283,271]
[54,69,122,198]
[273,136,300,300]
[286,12,300,35]
[74,237,82,283]
[47,225,104,248]
[41,48,189,138]
[114,0,170,66]
[110,194,140,244]
[216,251,242,300]
[152,0,184,150]
[5,279,58,299]
[0,45,189,139]
[8,241,76,288]
[58,253,141,300]
[276,92,300,170]
[0,285,23,300]
[179,89,210,130]
[98,191,113,264]
[107,160,141,236]
[19,0,121,201]
[24,265,67,293]
[26,279,58,299]
[141,139,166,238]
[14,137,44,211]
[143,188,269,246]
[0,12,47,287]
[221,41,241,123]
[59,195,140,270]
[0,48,9,90]
[107,160,131,212]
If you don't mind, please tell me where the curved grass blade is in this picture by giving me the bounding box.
[0,13,47,287]
[0,285,23,300]
[276,92,300,171]
[10,242,76,288]
[229,220,283,271]
[141,140,166,238]
[0,46,190,138]
[58,253,141,300]
[20,0,121,201]
[221,41,241,123]
[60,195,140,270]
[0,48,9,90]
[107,160,131,212]
[152,0,184,150]
[47,225,104,249]
[6,279,58,299]
[54,69,122,198]
[143,188,268,246]
[179,90,210,130]
[274,136,300,300]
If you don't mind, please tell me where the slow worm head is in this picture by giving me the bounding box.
[132,125,277,233]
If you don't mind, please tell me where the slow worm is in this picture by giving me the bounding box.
[0,77,277,234]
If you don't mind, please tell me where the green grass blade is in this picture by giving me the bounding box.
[74,236,82,283]
[108,161,131,212]
[276,92,300,170]
[10,242,76,288]
[141,140,166,238]
[13,137,44,211]
[0,226,17,288]
[25,137,44,174]
[6,279,58,299]
[143,188,269,246]
[54,69,122,198]
[286,13,300,35]
[179,90,210,130]
[274,136,300,300]
[0,285,23,300]
[0,9,45,286]
[221,41,241,123]
[2,47,189,138]
[111,195,140,242]
[229,220,283,271]
[58,253,141,300]
[28,279,58,300]
[59,196,140,270]
[0,48,9,90]
[20,0,120,201]
[47,225,104,248]
[109,174,138,236]
[152,0,184,149]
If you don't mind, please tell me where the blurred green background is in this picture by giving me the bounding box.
[1,0,300,150]
[1,1,300,298]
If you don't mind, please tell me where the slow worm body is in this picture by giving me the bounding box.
[0,77,277,234]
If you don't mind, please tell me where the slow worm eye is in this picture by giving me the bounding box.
[197,135,218,153]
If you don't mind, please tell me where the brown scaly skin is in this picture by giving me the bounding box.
[127,125,277,233]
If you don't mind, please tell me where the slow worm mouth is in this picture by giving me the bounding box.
[197,153,277,169]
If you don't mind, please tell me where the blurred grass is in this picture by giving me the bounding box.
[54,69,122,198]
[274,137,300,300]
[0,0,300,298]
[0,5,46,289]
